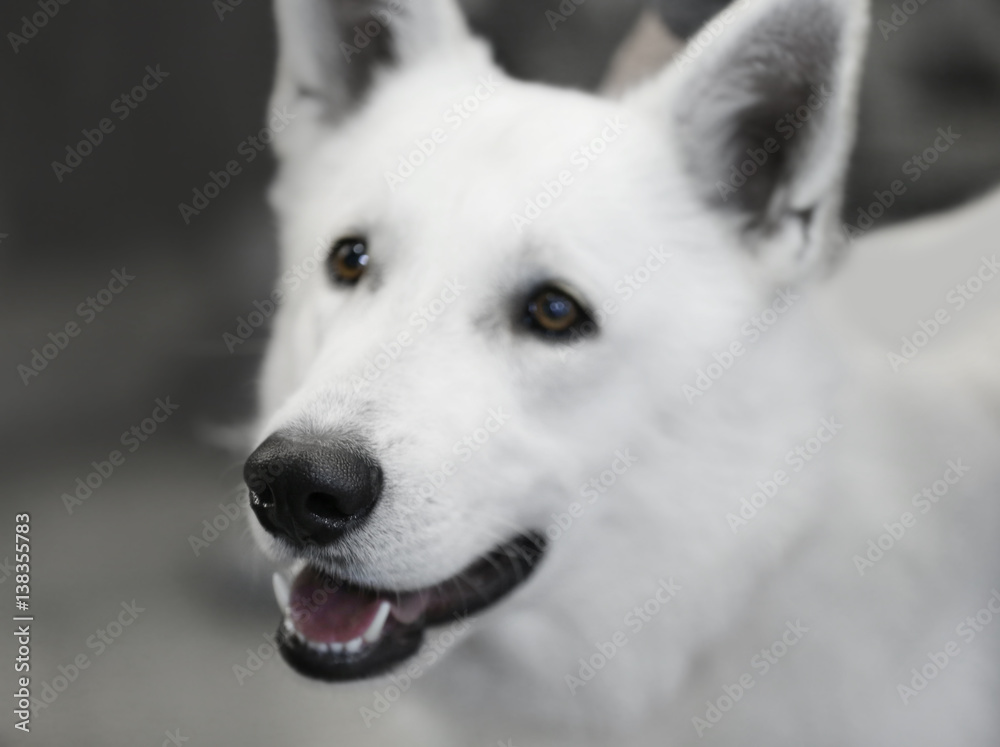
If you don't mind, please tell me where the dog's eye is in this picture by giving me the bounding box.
[523,285,592,339]
[327,237,369,285]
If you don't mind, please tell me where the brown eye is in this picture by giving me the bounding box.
[327,237,369,285]
[524,285,592,339]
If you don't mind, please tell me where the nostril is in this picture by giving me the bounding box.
[253,485,276,509]
[305,492,353,522]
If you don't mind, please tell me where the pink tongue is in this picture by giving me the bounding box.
[289,567,383,643]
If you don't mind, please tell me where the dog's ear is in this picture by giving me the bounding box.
[270,0,470,126]
[628,0,869,280]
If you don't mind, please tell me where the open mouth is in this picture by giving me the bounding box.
[272,532,546,681]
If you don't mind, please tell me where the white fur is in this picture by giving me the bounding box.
[250,0,1000,743]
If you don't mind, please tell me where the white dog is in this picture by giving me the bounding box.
[243,0,1000,743]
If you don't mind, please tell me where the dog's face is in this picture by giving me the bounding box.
[245,0,867,704]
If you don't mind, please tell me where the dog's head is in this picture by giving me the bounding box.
[245,0,868,708]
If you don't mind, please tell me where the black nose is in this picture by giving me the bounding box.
[244,434,383,547]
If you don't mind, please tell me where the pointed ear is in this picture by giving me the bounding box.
[270,0,471,125]
[629,0,869,280]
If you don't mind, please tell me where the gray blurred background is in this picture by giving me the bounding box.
[1,0,999,744]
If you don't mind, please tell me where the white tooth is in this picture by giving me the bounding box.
[345,637,363,654]
[329,641,344,654]
[363,601,391,644]
[272,572,291,612]
[282,618,294,635]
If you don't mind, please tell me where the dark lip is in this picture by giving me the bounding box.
[276,531,547,682]
[277,617,425,681]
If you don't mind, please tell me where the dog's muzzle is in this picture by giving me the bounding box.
[243,432,548,681]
